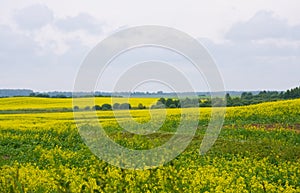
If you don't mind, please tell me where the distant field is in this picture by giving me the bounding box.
[0,97,299,192]
[0,97,158,111]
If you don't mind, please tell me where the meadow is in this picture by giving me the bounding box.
[0,97,299,192]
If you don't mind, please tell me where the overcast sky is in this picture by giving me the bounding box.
[0,0,300,92]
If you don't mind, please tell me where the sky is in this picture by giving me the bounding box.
[0,0,300,92]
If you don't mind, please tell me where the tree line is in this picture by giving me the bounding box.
[73,85,300,110]
[226,86,300,106]
[152,85,300,108]
[73,103,146,111]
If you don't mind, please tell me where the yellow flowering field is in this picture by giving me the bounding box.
[0,98,299,192]
[0,97,158,110]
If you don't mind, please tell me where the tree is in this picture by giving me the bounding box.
[84,106,91,111]
[138,103,146,109]
[173,99,180,107]
[241,92,253,100]
[226,93,233,106]
[52,94,67,98]
[92,105,101,110]
[180,98,193,108]
[113,103,120,110]
[199,99,211,107]
[102,104,112,110]
[35,93,50,98]
[212,97,225,107]
[151,103,165,109]
[169,104,176,108]
[285,86,300,99]
[231,97,243,106]
[157,98,166,105]
[73,106,79,111]
[119,103,131,110]
[165,98,174,107]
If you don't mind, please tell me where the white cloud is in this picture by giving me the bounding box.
[199,10,300,90]
[0,23,89,91]
[0,25,39,64]
[225,10,300,41]
[55,13,105,34]
[13,4,53,30]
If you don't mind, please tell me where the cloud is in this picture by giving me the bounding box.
[55,13,104,34]
[225,10,300,41]
[201,37,300,90]
[0,25,40,64]
[0,24,89,91]
[198,10,300,90]
[13,4,53,30]
[289,25,300,40]
[204,10,300,68]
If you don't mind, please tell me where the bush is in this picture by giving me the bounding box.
[119,103,131,110]
[84,106,91,111]
[169,104,176,108]
[113,103,120,110]
[102,104,112,110]
[151,104,165,109]
[92,105,102,110]
[138,103,146,109]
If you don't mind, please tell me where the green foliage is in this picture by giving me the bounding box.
[283,86,300,99]
[101,103,112,110]
[226,85,300,107]
[30,93,50,98]
[92,105,101,111]
[119,103,131,110]
[84,106,91,111]
[113,103,120,110]
[137,103,146,109]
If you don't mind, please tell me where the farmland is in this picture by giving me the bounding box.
[0,97,299,192]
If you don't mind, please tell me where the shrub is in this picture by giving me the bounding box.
[119,103,131,110]
[84,106,91,111]
[169,104,176,108]
[138,103,146,109]
[113,103,120,110]
[92,105,102,110]
[102,104,112,110]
